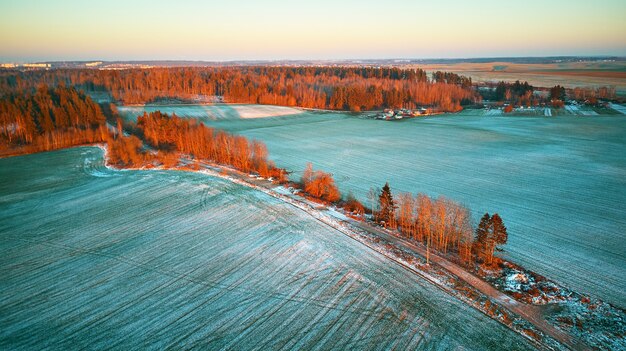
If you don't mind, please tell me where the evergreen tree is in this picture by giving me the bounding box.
[377,182,396,228]
[475,213,491,246]
[475,212,508,265]
[550,85,566,101]
[491,213,508,253]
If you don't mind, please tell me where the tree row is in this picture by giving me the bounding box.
[108,111,288,182]
[374,182,507,267]
[0,66,477,112]
[0,84,107,154]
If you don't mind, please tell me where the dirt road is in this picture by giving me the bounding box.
[345,219,588,351]
[187,159,589,350]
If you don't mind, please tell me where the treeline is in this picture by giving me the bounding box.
[0,84,107,155]
[549,85,567,108]
[479,80,565,108]
[480,81,536,106]
[108,111,287,182]
[293,172,509,268]
[0,66,477,112]
[479,80,619,109]
[571,86,616,104]
[548,85,618,107]
[106,133,146,167]
[373,182,507,267]
[432,71,473,88]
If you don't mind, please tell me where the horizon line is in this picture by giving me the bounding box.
[3,55,626,65]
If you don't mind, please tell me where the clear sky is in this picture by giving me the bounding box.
[1,0,625,62]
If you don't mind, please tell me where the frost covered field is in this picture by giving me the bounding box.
[0,148,534,350]
[120,103,302,120]
[121,105,626,308]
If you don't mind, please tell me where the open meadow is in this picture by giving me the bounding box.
[120,104,626,309]
[414,61,626,97]
[0,148,535,350]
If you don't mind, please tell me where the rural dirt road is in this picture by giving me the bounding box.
[184,159,590,351]
[344,219,589,351]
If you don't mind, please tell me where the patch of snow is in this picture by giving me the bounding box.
[326,207,348,221]
[485,109,502,116]
[609,103,626,115]
[231,104,303,119]
[505,273,529,291]
[565,105,579,115]
[118,103,302,120]
[580,109,598,116]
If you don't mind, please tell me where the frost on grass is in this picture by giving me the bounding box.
[118,103,301,121]
[609,103,626,115]
[231,104,303,118]
[547,298,626,350]
[0,148,535,351]
[154,106,626,309]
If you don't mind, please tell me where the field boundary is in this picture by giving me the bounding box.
[95,143,590,351]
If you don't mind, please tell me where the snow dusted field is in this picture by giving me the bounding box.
[121,104,626,309]
[609,103,626,115]
[564,105,598,116]
[119,103,302,120]
[0,148,534,350]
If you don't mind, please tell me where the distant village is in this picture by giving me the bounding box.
[372,107,438,120]
[0,63,51,69]
[0,61,153,70]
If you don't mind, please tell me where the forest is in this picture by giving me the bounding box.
[0,84,107,155]
[0,83,288,183]
[478,81,536,106]
[0,66,477,112]
[107,111,288,182]
[478,80,617,108]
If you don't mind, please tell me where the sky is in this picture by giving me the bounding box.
[1,0,625,62]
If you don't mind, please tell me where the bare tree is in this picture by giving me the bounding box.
[367,186,381,219]
[397,193,415,239]
[416,193,433,264]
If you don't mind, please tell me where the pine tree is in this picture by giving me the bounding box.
[377,182,396,228]
[475,212,508,265]
[475,213,492,264]
[491,213,508,253]
[475,213,491,245]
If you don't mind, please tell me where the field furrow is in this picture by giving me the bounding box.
[120,105,626,307]
[0,147,535,350]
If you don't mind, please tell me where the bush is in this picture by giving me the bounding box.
[301,163,341,202]
[343,193,365,218]
[107,134,145,167]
